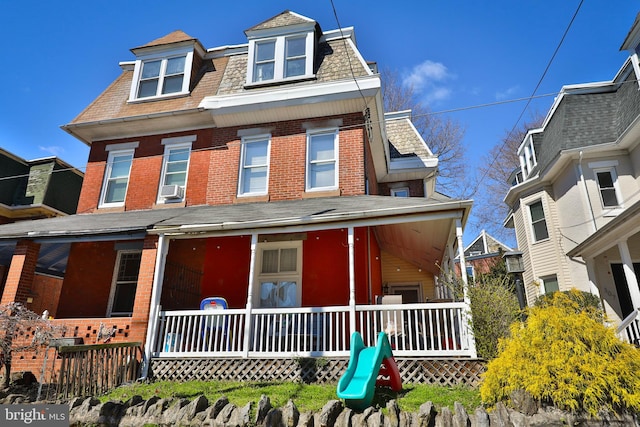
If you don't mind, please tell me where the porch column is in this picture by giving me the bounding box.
[618,240,640,310]
[141,234,168,379]
[242,234,258,358]
[455,219,469,302]
[348,227,356,334]
[584,258,602,299]
[456,219,477,358]
[1,239,40,306]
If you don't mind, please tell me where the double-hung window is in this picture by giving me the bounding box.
[158,136,194,203]
[238,136,270,196]
[100,147,135,208]
[528,200,549,242]
[257,242,302,308]
[595,168,621,208]
[306,130,338,191]
[247,32,314,84]
[129,46,194,101]
[108,250,142,317]
[137,55,187,98]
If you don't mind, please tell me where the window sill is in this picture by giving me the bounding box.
[153,200,186,209]
[97,205,126,213]
[302,189,341,198]
[234,194,270,203]
[127,91,190,104]
[602,207,624,217]
[244,75,316,89]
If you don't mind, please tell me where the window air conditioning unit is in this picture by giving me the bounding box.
[160,185,184,199]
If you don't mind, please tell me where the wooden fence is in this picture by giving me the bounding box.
[40,342,141,400]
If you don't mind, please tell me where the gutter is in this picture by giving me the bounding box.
[61,108,207,145]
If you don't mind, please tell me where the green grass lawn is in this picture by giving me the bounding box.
[101,380,481,414]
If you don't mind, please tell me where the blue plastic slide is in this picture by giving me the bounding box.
[336,331,402,410]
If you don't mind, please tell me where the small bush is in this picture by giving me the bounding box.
[480,290,640,417]
[468,277,521,360]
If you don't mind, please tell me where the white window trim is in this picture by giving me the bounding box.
[128,47,194,102]
[386,282,423,302]
[539,274,559,295]
[106,250,142,317]
[255,240,303,307]
[156,138,193,204]
[391,187,410,197]
[246,31,315,85]
[99,148,135,208]
[306,128,339,192]
[519,136,537,180]
[238,134,271,197]
[593,166,623,213]
[527,199,550,244]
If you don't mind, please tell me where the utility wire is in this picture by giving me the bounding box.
[467,0,585,198]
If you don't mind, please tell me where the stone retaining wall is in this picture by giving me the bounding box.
[64,394,638,426]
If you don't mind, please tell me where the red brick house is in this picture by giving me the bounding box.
[0,11,477,382]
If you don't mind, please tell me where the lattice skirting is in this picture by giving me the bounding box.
[149,358,486,387]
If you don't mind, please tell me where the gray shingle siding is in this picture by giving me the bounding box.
[536,73,639,174]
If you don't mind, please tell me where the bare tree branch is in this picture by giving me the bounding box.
[381,68,468,197]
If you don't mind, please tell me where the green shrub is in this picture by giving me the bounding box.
[468,276,521,360]
[534,289,602,320]
[480,291,640,417]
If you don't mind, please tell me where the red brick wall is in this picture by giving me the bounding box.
[1,240,40,306]
[77,114,367,212]
[28,274,63,318]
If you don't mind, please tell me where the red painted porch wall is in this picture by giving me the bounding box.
[200,228,382,309]
[201,236,252,309]
[56,241,119,318]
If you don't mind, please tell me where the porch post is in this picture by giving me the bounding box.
[618,240,640,310]
[242,234,258,358]
[456,218,477,358]
[455,219,469,301]
[141,233,168,379]
[348,227,356,335]
[0,239,40,306]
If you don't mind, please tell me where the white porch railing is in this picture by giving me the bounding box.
[617,308,640,346]
[151,302,476,359]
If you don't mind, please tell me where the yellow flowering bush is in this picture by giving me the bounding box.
[480,290,640,417]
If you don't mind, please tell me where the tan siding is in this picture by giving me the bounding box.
[380,251,435,301]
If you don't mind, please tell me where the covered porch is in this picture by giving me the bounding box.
[567,200,640,344]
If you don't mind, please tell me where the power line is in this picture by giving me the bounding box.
[467,0,585,198]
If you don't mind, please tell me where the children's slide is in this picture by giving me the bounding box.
[336,331,402,410]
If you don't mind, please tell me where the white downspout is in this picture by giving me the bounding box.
[141,233,169,379]
[348,227,357,335]
[242,234,258,358]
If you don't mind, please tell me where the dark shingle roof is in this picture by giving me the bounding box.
[0,195,470,241]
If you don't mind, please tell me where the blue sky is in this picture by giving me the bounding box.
[0,1,637,244]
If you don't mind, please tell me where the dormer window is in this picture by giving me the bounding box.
[128,42,196,102]
[247,33,314,84]
[138,56,186,98]
[518,134,538,180]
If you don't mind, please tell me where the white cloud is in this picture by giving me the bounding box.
[39,145,65,157]
[402,60,455,104]
[495,85,520,101]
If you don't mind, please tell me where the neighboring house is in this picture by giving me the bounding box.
[455,230,512,283]
[0,11,478,382]
[504,13,640,336]
[0,148,83,316]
